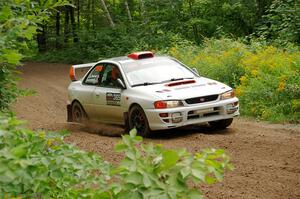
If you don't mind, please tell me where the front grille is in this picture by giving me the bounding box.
[185,94,218,104]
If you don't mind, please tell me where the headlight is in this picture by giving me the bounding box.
[154,100,183,109]
[220,90,235,100]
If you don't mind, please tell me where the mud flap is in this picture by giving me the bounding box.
[67,104,73,122]
[123,112,130,133]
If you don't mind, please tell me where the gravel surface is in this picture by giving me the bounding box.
[13,62,300,199]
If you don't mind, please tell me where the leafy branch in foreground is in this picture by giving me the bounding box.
[0,115,233,198]
[0,114,110,198]
[112,129,233,199]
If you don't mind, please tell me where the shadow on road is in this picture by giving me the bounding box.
[149,124,233,139]
[66,122,233,139]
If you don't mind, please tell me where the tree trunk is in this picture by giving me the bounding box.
[124,1,132,22]
[256,0,272,18]
[77,0,80,31]
[140,0,146,23]
[187,0,200,43]
[92,0,95,30]
[70,6,78,42]
[100,0,115,28]
[55,9,61,49]
[64,6,70,44]
[37,24,46,52]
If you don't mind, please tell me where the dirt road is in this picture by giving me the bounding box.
[13,62,300,199]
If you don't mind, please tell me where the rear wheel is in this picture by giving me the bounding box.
[128,105,151,137]
[72,101,87,123]
[209,118,233,130]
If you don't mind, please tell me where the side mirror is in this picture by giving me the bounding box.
[192,68,199,75]
[117,78,126,89]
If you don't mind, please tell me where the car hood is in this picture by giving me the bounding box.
[132,77,231,100]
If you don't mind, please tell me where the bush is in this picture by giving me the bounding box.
[112,131,232,198]
[169,38,300,122]
[169,38,248,88]
[237,46,300,122]
[0,114,110,198]
[0,114,233,198]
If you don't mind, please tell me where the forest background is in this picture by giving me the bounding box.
[0,0,299,198]
[1,0,299,122]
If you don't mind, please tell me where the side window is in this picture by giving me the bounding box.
[83,65,103,85]
[100,64,123,88]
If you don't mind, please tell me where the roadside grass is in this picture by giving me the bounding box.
[169,38,300,123]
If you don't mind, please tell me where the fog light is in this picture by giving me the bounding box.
[163,119,169,123]
[159,113,168,117]
[226,103,238,114]
[171,112,182,123]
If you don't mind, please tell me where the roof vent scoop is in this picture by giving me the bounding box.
[127,51,154,60]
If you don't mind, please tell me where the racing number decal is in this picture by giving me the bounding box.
[106,92,121,106]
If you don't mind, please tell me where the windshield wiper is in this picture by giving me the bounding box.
[162,77,194,83]
[132,77,194,87]
[131,82,160,87]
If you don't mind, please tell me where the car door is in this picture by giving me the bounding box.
[91,63,127,124]
[80,64,103,119]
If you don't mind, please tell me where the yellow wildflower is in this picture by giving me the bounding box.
[169,47,178,56]
[240,76,247,84]
[277,75,287,92]
[235,86,243,96]
[261,110,271,119]
[47,138,54,147]
[39,132,46,139]
[251,69,258,76]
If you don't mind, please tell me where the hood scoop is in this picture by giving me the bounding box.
[165,80,196,87]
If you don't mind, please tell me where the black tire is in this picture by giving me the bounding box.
[209,118,233,130]
[128,105,151,137]
[72,101,87,123]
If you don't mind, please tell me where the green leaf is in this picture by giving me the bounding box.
[10,145,27,158]
[125,150,136,160]
[23,26,37,39]
[204,175,216,185]
[94,191,111,199]
[0,6,11,21]
[117,190,143,199]
[142,173,152,188]
[124,172,143,185]
[129,128,137,137]
[157,150,180,172]
[115,143,128,152]
[0,170,17,183]
[2,50,23,64]
[191,169,205,181]
[187,189,203,199]
[180,167,191,179]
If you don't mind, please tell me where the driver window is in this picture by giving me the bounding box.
[83,65,103,85]
[100,64,123,88]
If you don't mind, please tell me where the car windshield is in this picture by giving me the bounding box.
[121,57,196,86]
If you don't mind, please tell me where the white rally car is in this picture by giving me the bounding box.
[67,51,239,136]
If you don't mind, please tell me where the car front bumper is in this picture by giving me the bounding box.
[144,97,239,130]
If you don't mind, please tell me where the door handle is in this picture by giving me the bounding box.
[95,92,100,97]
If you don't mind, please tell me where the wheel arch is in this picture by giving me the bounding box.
[128,102,142,111]
[71,99,89,119]
[127,102,151,137]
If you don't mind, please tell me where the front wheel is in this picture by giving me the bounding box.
[72,101,87,123]
[128,105,151,137]
[209,118,233,130]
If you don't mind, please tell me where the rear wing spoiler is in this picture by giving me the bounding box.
[69,62,97,81]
